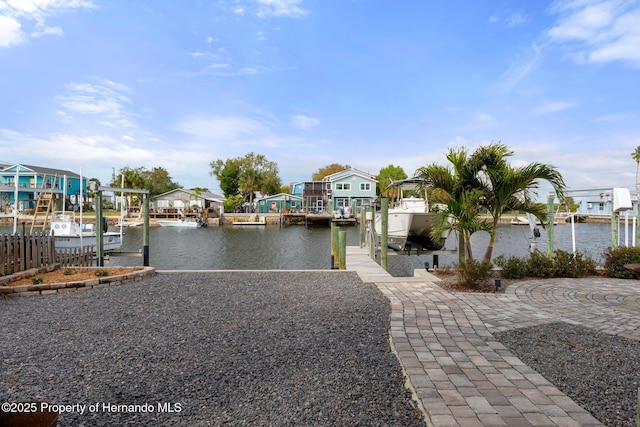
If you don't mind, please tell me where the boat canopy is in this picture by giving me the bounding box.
[385,177,432,191]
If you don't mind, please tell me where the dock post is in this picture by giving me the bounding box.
[331,223,339,269]
[143,193,150,266]
[381,198,388,270]
[338,229,347,269]
[359,205,365,248]
[546,195,554,257]
[95,190,104,267]
[369,206,376,260]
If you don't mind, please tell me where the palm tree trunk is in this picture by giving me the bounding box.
[482,217,499,264]
[458,232,466,264]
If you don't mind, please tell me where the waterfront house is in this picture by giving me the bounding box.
[0,163,86,214]
[563,187,638,219]
[256,193,303,213]
[152,188,224,217]
[323,168,377,214]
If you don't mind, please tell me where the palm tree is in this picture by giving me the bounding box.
[632,146,640,187]
[416,147,491,263]
[417,143,566,265]
[472,143,566,264]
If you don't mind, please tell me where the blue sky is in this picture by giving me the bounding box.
[1,0,639,197]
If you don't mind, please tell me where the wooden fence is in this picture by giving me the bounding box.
[0,233,94,276]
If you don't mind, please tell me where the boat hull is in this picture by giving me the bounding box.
[376,211,446,251]
[54,233,123,251]
[157,220,200,228]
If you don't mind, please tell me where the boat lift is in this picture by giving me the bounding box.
[547,187,636,255]
[88,182,150,267]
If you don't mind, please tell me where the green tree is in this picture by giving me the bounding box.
[210,158,241,198]
[377,165,408,198]
[222,194,245,213]
[632,146,640,185]
[210,152,281,205]
[280,185,291,194]
[111,166,180,206]
[312,163,350,180]
[145,167,180,196]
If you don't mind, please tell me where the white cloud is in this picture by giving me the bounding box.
[0,15,22,47]
[0,0,94,47]
[289,114,319,130]
[474,112,493,121]
[534,101,575,113]
[57,82,132,119]
[547,0,640,66]
[493,42,542,92]
[257,0,308,18]
[31,25,62,38]
[174,114,273,142]
[505,13,527,27]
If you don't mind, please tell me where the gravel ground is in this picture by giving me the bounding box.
[495,322,640,427]
[0,271,425,426]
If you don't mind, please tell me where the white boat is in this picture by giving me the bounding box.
[374,178,449,251]
[157,217,207,228]
[49,211,123,251]
[511,215,557,226]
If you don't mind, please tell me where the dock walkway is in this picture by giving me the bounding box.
[345,246,627,426]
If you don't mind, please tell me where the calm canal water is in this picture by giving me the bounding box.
[1,220,623,276]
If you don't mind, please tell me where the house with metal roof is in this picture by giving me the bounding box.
[152,188,225,218]
[0,163,86,214]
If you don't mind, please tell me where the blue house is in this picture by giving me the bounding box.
[324,168,377,213]
[256,193,303,213]
[564,187,638,218]
[0,163,86,214]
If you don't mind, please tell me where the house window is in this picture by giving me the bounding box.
[336,183,351,191]
[360,183,371,191]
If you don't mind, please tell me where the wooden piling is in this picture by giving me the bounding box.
[381,198,388,271]
[338,229,346,270]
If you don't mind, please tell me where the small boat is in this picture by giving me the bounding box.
[49,211,123,251]
[157,217,207,228]
[511,215,557,226]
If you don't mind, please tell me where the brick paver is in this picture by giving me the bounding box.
[346,247,638,426]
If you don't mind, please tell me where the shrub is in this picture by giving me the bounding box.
[553,250,577,278]
[31,276,43,284]
[456,259,493,289]
[527,251,555,278]
[572,252,597,277]
[94,269,109,277]
[603,246,640,279]
[494,255,528,279]
[63,268,74,276]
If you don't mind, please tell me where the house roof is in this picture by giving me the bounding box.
[324,167,377,182]
[0,163,82,179]
[256,193,303,202]
[155,188,225,202]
